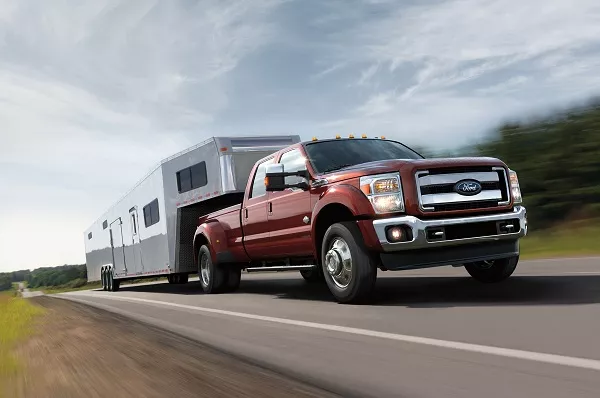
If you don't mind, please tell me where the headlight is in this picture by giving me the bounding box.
[359,172,405,214]
[509,170,522,204]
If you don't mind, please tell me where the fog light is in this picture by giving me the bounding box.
[386,226,410,243]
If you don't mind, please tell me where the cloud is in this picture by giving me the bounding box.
[0,0,284,271]
[312,0,600,148]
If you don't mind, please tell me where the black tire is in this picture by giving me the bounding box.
[178,274,189,284]
[110,273,120,292]
[224,266,242,293]
[107,269,113,292]
[167,275,174,284]
[101,270,107,291]
[198,245,228,294]
[464,256,519,283]
[300,267,324,283]
[321,222,378,304]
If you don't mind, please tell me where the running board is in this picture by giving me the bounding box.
[245,265,316,273]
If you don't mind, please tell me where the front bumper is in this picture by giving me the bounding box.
[372,206,528,252]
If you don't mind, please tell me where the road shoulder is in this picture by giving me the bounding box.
[7,296,339,398]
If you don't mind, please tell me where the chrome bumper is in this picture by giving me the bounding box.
[373,206,527,252]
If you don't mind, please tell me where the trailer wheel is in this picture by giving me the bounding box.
[198,245,227,294]
[101,270,106,291]
[110,271,120,292]
[107,269,113,292]
[224,266,242,293]
[464,256,519,283]
[321,222,377,304]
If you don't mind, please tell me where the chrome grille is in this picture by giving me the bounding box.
[416,167,509,212]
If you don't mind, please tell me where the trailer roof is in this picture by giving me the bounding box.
[87,135,300,227]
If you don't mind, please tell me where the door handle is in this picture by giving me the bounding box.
[268,202,273,213]
[244,208,248,218]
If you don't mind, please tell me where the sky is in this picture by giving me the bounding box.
[1,0,600,271]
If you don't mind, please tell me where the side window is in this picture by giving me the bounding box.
[176,161,207,193]
[279,149,307,185]
[249,158,274,198]
[143,199,160,228]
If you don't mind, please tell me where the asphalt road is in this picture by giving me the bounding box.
[57,257,600,398]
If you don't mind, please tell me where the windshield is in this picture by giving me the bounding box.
[304,139,424,174]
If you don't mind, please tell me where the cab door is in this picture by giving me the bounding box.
[267,148,313,258]
[242,157,274,260]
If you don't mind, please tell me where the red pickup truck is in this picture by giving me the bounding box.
[193,137,527,303]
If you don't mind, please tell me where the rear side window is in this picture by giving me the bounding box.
[249,158,274,198]
[176,161,207,193]
[143,199,160,227]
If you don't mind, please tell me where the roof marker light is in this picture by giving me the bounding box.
[312,137,318,141]
[380,136,386,139]
[349,134,355,138]
[362,134,367,138]
[335,135,341,139]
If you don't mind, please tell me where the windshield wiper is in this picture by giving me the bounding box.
[321,164,354,174]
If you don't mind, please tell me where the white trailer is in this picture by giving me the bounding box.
[84,135,301,291]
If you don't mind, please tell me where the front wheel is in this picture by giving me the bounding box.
[321,222,378,304]
[464,256,519,283]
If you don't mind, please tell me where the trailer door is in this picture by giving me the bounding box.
[110,218,127,274]
[128,207,144,275]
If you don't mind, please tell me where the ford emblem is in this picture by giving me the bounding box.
[454,179,482,196]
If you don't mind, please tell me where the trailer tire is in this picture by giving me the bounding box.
[101,270,107,291]
[110,272,120,292]
[198,245,227,294]
[107,269,113,292]
[224,266,242,293]
[321,222,377,304]
[464,256,519,283]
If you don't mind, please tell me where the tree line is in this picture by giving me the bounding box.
[0,264,87,291]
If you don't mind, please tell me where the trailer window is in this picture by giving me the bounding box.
[87,232,92,240]
[102,220,108,230]
[176,161,207,193]
[143,199,160,228]
[250,158,274,198]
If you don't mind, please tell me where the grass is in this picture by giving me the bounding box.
[0,291,44,385]
[520,224,600,259]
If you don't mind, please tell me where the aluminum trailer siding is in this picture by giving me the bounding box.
[83,135,301,284]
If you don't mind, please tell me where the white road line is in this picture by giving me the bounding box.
[59,292,600,372]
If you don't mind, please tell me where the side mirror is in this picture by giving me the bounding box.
[265,164,310,191]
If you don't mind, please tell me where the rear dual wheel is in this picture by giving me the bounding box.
[198,245,241,294]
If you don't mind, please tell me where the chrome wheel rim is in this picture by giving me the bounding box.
[200,255,210,286]
[325,238,353,289]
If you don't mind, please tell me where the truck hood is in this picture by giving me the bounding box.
[317,157,508,181]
